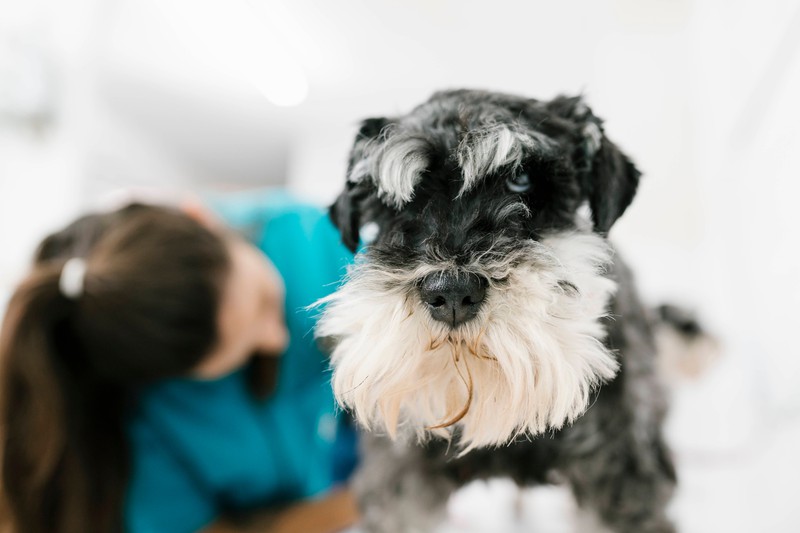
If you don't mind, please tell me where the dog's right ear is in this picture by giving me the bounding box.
[355,117,391,142]
[330,117,391,253]
[330,182,362,253]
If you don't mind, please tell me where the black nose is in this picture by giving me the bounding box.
[418,272,487,327]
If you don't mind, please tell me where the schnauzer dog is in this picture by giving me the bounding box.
[317,89,676,532]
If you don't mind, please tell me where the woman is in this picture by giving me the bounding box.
[0,191,357,533]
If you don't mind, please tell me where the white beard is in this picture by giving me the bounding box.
[316,231,619,451]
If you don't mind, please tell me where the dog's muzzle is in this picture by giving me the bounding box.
[417,271,487,327]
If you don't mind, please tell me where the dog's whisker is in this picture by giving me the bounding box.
[341,376,370,397]
[452,343,460,363]
[401,300,414,321]
[474,348,498,362]
[469,328,485,357]
[425,345,474,431]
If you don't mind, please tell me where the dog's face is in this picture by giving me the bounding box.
[318,90,641,449]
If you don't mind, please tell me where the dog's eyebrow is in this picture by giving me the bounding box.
[456,125,556,196]
[351,132,432,208]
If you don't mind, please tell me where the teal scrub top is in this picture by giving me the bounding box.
[124,191,354,533]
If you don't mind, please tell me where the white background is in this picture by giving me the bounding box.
[2,1,799,531]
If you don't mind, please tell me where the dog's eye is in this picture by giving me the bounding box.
[506,172,531,193]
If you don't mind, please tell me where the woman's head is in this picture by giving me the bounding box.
[0,202,287,533]
[32,203,231,382]
[30,202,287,381]
[195,234,288,379]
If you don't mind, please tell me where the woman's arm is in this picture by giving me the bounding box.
[202,489,359,533]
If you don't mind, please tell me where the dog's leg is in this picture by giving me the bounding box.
[352,432,457,533]
[559,261,678,533]
[560,424,676,533]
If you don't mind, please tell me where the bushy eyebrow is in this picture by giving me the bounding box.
[456,124,557,196]
[348,132,432,208]
[347,123,557,208]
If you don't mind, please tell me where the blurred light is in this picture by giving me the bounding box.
[155,0,308,107]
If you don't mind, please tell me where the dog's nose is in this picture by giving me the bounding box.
[418,272,487,327]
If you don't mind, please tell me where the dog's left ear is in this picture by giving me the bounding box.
[586,134,641,235]
[547,96,642,234]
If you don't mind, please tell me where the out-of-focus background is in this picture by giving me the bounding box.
[1,0,799,531]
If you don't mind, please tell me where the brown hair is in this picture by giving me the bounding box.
[0,204,230,533]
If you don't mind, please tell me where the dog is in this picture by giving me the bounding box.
[317,89,676,532]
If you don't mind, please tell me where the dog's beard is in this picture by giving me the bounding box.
[316,231,619,450]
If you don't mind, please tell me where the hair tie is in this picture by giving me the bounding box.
[59,258,87,299]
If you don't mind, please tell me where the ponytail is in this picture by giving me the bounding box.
[1,263,127,533]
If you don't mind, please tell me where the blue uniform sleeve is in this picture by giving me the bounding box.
[125,422,217,533]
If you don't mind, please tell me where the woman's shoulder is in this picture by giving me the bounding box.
[209,188,353,300]
[206,189,326,235]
